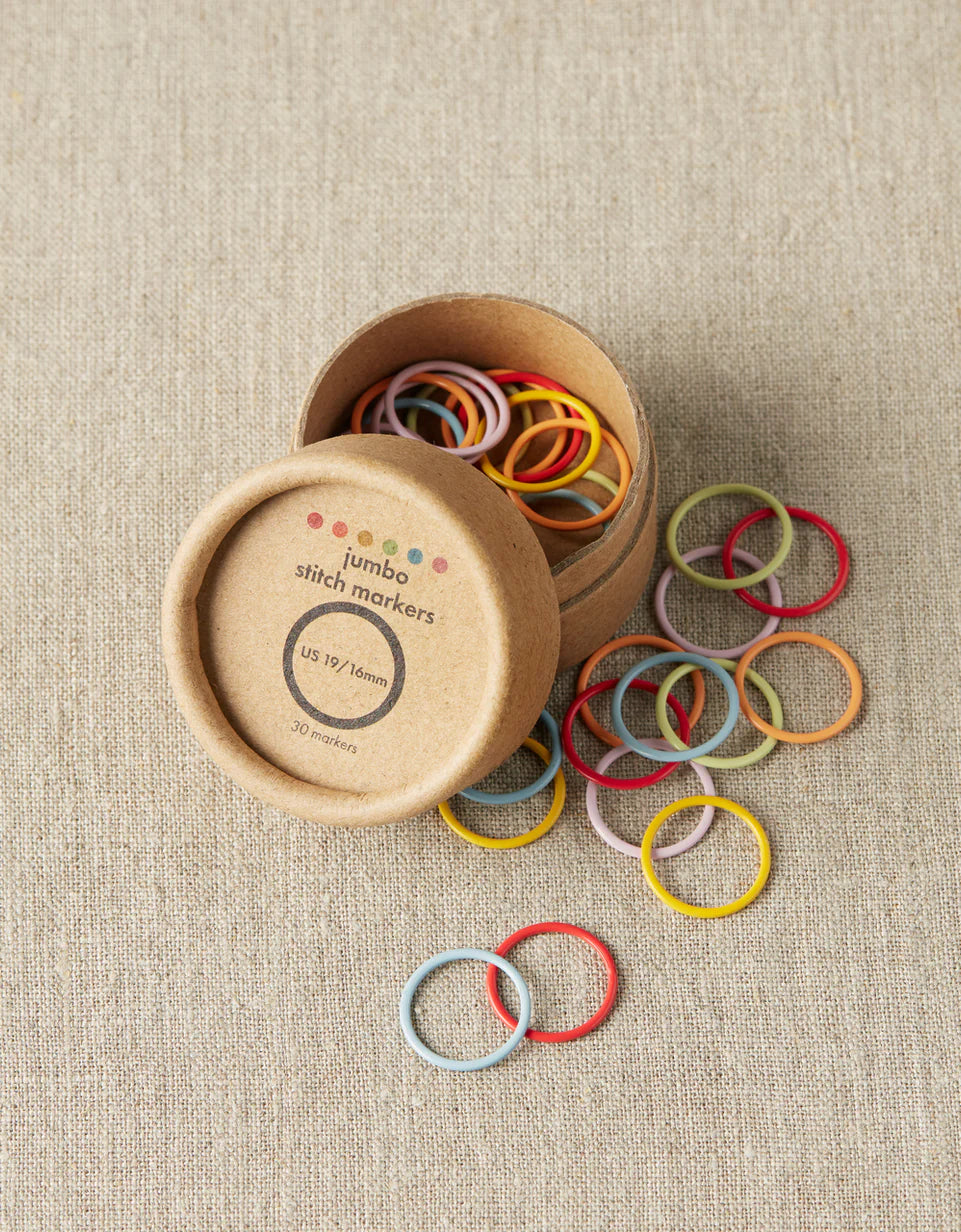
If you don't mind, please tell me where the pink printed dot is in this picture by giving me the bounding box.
[306,512,323,529]
[332,521,349,538]
[432,557,448,574]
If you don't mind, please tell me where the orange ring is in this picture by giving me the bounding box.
[576,635,707,748]
[351,372,481,446]
[734,631,862,744]
[507,428,631,531]
[350,377,390,433]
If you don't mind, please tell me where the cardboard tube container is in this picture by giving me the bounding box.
[163,294,657,827]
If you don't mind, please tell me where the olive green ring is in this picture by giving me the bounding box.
[666,484,793,590]
[655,658,783,769]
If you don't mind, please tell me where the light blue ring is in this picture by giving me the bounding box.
[459,709,561,804]
[611,652,739,762]
[522,489,604,518]
[362,396,466,439]
[399,948,531,1072]
[401,397,467,443]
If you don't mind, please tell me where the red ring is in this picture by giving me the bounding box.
[485,922,618,1043]
[488,370,584,481]
[562,679,690,789]
[722,506,850,617]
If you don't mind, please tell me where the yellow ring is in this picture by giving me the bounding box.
[438,737,565,849]
[480,391,602,492]
[640,795,771,918]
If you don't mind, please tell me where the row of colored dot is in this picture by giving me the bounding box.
[306,512,448,573]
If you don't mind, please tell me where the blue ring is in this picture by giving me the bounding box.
[459,709,562,804]
[522,489,604,518]
[611,652,739,762]
[399,948,531,1072]
[399,397,467,443]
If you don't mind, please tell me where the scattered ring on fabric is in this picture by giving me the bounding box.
[666,484,793,590]
[611,652,740,762]
[722,505,851,617]
[376,370,493,452]
[508,428,630,531]
[584,469,619,497]
[522,489,604,520]
[481,394,602,492]
[439,737,565,849]
[562,679,691,790]
[575,635,707,748]
[655,658,784,770]
[460,710,562,805]
[437,372,570,463]
[734,631,863,744]
[586,741,716,859]
[640,796,771,919]
[384,361,510,458]
[654,545,783,658]
[485,922,618,1043]
[399,948,531,1071]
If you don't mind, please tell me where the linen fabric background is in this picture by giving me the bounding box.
[3,2,960,1229]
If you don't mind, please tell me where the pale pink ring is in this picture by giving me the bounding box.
[654,545,782,659]
[382,360,511,460]
[369,372,495,448]
[585,739,716,860]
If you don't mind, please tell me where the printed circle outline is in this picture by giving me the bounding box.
[282,601,406,730]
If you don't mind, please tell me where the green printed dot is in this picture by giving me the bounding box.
[407,548,423,565]
[383,539,398,556]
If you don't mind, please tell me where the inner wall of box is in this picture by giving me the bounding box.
[297,298,645,569]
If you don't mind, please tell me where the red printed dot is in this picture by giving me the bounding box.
[306,512,323,529]
[332,521,349,538]
[432,557,448,574]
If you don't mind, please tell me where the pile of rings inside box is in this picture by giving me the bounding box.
[349,359,631,535]
[354,363,860,1070]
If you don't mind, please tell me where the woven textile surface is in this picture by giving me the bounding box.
[4,2,961,1228]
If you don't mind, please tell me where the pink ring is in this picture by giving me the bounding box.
[654,545,783,659]
[382,361,511,460]
[585,740,716,859]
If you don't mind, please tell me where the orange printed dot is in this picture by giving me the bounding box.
[358,530,373,546]
[332,521,348,537]
[307,512,323,529]
[432,557,448,574]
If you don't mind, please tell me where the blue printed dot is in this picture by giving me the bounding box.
[407,548,423,565]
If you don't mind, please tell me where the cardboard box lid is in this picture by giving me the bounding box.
[161,432,561,827]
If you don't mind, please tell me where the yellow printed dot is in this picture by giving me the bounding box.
[358,530,373,546]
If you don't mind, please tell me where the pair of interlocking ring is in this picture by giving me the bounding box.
[349,361,632,534]
[399,922,618,1071]
[655,483,851,657]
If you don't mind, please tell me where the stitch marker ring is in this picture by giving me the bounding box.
[485,922,618,1043]
[666,483,793,590]
[654,545,783,658]
[460,709,562,805]
[440,737,565,849]
[640,796,771,919]
[722,505,850,617]
[655,658,784,770]
[400,948,531,1071]
[734,631,863,744]
[611,652,739,762]
[586,741,716,859]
